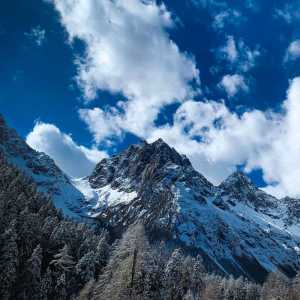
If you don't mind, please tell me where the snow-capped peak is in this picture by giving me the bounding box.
[2,116,300,281]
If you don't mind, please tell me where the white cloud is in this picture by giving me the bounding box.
[218,36,260,72]
[79,107,123,144]
[26,122,107,178]
[253,78,300,198]
[152,78,300,198]
[52,0,300,198]
[274,2,300,24]
[25,26,46,46]
[219,74,249,97]
[212,9,243,30]
[285,40,300,62]
[147,100,271,185]
[81,77,300,198]
[221,36,238,63]
[53,0,200,139]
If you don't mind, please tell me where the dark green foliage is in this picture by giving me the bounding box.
[0,155,110,300]
[1,153,300,300]
[0,222,18,300]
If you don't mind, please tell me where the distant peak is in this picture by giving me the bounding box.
[220,170,253,188]
[150,138,168,147]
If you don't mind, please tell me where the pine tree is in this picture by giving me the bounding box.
[201,275,222,300]
[93,223,151,300]
[77,280,95,300]
[164,248,185,300]
[76,251,96,286]
[50,244,75,272]
[261,271,290,300]
[0,222,19,300]
[23,244,43,300]
[41,268,53,300]
[290,272,300,300]
[55,273,67,300]
[95,235,110,274]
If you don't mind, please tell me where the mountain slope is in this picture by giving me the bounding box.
[74,139,300,281]
[0,116,86,219]
[2,115,300,281]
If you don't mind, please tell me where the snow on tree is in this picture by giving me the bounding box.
[76,251,96,286]
[50,244,75,273]
[23,244,43,300]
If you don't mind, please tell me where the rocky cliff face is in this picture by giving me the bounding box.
[73,138,300,281]
[1,115,300,281]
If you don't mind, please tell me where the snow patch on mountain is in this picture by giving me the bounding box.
[72,177,138,217]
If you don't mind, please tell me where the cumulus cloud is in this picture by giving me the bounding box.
[53,0,200,140]
[26,122,107,178]
[25,26,46,46]
[219,74,248,97]
[79,107,123,144]
[80,77,300,198]
[156,78,300,198]
[52,0,300,198]
[285,40,300,62]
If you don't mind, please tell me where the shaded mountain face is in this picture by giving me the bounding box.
[218,171,279,210]
[1,115,300,282]
[0,115,86,219]
[79,138,300,282]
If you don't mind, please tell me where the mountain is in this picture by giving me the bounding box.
[1,115,300,282]
[74,139,300,281]
[0,115,87,219]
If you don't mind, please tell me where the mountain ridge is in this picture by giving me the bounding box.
[1,115,300,282]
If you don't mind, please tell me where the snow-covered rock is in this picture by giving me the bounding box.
[0,115,85,219]
[1,115,300,281]
[84,138,300,281]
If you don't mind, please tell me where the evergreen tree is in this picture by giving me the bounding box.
[55,273,67,300]
[23,244,43,300]
[94,223,152,300]
[41,268,53,300]
[164,248,185,300]
[0,222,19,300]
[50,244,75,273]
[76,251,96,287]
[261,271,290,300]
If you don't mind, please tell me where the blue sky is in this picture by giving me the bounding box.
[2,0,300,197]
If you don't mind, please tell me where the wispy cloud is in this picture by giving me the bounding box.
[218,74,249,97]
[217,35,260,72]
[25,26,46,46]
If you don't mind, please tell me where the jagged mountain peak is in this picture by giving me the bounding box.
[2,116,300,281]
[89,138,197,190]
[220,170,253,189]
[218,170,280,212]
[136,138,191,168]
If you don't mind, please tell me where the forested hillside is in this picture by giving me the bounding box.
[1,151,300,300]
[0,153,110,299]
